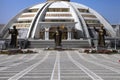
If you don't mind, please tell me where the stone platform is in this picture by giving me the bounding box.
[28,39,91,48]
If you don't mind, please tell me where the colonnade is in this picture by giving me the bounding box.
[43,26,73,40]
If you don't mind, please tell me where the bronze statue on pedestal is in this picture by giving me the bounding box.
[8,26,18,48]
[53,27,62,47]
[94,25,106,47]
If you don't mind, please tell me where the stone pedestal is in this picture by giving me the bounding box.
[0,41,6,50]
[7,48,22,55]
[97,46,106,50]
[55,46,62,50]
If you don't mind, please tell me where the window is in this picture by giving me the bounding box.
[16,21,32,23]
[46,14,72,17]
[44,19,74,22]
[85,20,100,24]
[82,14,96,18]
[20,14,35,18]
[47,8,69,12]
[13,23,30,28]
[78,8,89,13]
[27,8,39,12]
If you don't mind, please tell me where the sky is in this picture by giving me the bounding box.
[0,0,120,24]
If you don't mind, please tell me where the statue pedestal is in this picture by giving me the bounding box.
[97,46,106,51]
[7,48,22,55]
[55,46,62,50]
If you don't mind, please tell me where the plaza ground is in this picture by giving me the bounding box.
[0,49,120,80]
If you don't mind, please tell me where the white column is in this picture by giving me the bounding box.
[67,28,72,40]
[45,27,49,40]
[67,31,71,40]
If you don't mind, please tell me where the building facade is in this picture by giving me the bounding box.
[0,0,116,40]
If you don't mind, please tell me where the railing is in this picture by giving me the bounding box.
[0,39,28,49]
[91,37,120,50]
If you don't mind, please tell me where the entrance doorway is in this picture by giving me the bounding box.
[39,28,45,39]
[49,26,67,39]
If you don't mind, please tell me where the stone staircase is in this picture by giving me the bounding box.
[28,39,91,48]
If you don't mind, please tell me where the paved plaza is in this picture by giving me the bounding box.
[0,49,120,80]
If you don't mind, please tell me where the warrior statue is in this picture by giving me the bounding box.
[8,26,18,48]
[53,27,62,47]
[94,25,107,47]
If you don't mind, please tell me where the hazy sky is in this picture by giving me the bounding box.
[0,0,120,24]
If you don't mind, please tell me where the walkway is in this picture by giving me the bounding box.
[0,49,120,80]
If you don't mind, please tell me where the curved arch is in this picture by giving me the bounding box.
[30,2,54,38]
[71,2,116,37]
[0,9,28,38]
[61,2,89,39]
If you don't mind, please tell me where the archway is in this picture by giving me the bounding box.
[39,28,45,39]
[49,26,67,39]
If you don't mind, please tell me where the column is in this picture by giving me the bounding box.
[67,27,72,40]
[45,27,49,40]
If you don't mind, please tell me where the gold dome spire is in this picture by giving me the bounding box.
[47,0,70,2]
